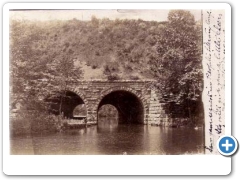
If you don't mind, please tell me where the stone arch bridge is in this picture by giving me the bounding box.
[49,80,169,125]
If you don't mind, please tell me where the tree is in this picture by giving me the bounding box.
[151,10,203,123]
[10,20,83,116]
[91,15,100,27]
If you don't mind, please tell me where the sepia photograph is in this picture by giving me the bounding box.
[9,9,207,155]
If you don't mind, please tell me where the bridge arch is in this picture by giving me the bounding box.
[95,86,148,124]
[47,88,88,119]
[66,87,89,110]
[63,88,89,119]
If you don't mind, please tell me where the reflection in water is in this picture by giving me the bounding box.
[98,116,118,132]
[10,118,204,155]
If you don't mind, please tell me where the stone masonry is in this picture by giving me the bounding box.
[66,80,168,125]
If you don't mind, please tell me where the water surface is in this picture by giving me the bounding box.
[10,118,204,155]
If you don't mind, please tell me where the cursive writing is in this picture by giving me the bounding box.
[203,10,225,154]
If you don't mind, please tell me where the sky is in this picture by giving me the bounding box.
[10,9,201,22]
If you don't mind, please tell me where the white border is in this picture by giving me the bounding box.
[3,3,231,175]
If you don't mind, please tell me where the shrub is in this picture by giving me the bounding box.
[129,75,140,80]
[107,74,120,81]
[10,110,62,137]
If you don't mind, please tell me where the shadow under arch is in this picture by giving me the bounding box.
[46,89,87,119]
[97,89,145,124]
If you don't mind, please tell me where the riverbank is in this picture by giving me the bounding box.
[10,113,98,137]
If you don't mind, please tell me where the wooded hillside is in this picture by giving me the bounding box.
[10,10,203,123]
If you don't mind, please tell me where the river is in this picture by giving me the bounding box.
[10,117,204,155]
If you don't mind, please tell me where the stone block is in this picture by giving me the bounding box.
[149,110,160,114]
[148,114,160,118]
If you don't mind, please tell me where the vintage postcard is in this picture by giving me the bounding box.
[3,3,231,175]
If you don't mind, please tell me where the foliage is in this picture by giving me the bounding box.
[107,74,120,81]
[10,11,203,129]
[10,110,62,136]
[150,10,203,122]
[129,75,140,80]
[73,105,87,116]
[98,104,118,117]
[10,18,163,85]
[10,20,83,116]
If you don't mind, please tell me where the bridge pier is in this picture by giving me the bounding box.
[86,110,97,125]
[146,90,169,125]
